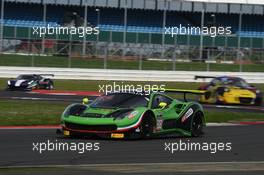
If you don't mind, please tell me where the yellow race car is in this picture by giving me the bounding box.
[195,76,263,106]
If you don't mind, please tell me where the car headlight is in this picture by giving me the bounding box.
[109,109,135,120]
[62,108,70,118]
[61,104,76,118]
[7,81,11,85]
[224,88,230,92]
[62,104,88,119]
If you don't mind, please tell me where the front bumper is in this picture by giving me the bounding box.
[62,126,138,139]
[61,119,142,139]
[7,85,32,91]
[220,96,256,105]
[62,123,138,133]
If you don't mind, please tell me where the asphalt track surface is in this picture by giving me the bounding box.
[0,90,264,113]
[1,125,263,165]
[1,90,264,174]
[0,125,264,174]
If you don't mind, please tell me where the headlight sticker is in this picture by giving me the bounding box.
[127,111,138,119]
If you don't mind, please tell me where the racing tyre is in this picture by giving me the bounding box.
[139,115,154,139]
[255,95,263,106]
[46,81,54,90]
[204,91,211,100]
[191,112,204,137]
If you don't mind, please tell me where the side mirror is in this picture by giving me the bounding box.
[82,98,89,105]
[158,102,167,109]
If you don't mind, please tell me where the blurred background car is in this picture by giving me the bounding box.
[7,74,54,91]
[195,76,263,105]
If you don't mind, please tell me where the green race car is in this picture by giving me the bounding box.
[61,91,205,139]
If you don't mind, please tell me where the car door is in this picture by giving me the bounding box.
[151,94,174,131]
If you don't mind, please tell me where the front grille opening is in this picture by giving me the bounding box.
[65,122,117,131]
[239,97,253,104]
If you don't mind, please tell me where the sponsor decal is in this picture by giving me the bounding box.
[156,119,164,131]
[63,130,70,136]
[135,128,140,133]
[181,108,193,123]
[111,133,124,138]
[127,111,138,119]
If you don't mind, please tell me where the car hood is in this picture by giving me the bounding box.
[81,107,134,118]
[227,88,256,97]
[9,79,31,86]
[63,106,146,127]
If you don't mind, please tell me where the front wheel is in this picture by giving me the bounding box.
[191,112,204,137]
[255,96,263,106]
[139,116,154,139]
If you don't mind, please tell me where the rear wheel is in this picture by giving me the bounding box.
[46,81,54,90]
[191,112,204,137]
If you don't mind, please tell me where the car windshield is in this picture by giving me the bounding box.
[90,93,149,108]
[223,78,249,87]
[17,75,35,80]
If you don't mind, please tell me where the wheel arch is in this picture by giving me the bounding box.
[141,110,156,127]
[190,109,206,137]
[192,110,206,126]
[43,78,53,83]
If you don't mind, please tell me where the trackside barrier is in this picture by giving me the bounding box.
[0,66,263,83]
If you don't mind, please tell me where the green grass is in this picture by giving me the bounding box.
[53,80,264,101]
[1,54,264,72]
[205,110,264,123]
[0,100,263,126]
[0,78,8,89]
[0,100,68,126]
[54,80,203,91]
[0,78,203,91]
[32,80,264,93]
[0,79,263,125]
[3,78,263,93]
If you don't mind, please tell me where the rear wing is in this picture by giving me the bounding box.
[38,74,54,77]
[194,75,216,80]
[162,88,205,102]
